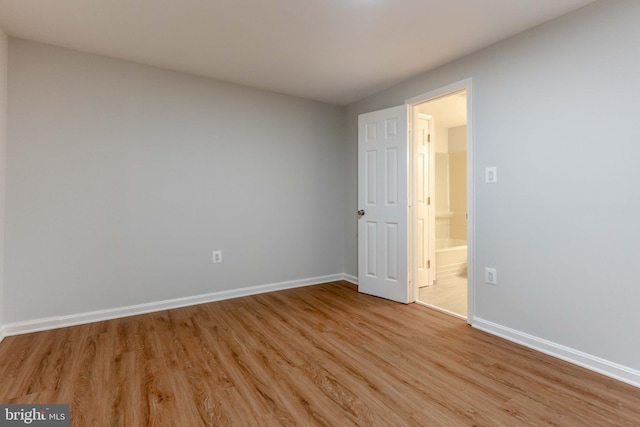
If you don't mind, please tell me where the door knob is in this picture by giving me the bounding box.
[357,210,365,218]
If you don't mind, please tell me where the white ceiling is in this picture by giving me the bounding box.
[0,0,596,105]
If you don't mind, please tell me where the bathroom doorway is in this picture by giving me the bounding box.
[412,90,468,319]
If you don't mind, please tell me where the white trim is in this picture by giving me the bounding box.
[405,78,474,325]
[405,79,472,105]
[342,273,358,285]
[473,317,640,389]
[0,328,5,344]
[2,274,345,336]
[465,80,475,326]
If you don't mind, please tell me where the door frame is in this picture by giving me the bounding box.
[406,78,474,324]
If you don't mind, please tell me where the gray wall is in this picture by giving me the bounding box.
[345,0,640,370]
[0,27,7,331]
[5,39,345,323]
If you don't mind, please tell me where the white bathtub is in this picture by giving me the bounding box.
[436,239,467,251]
[435,239,467,280]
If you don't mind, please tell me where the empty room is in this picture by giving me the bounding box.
[0,0,639,425]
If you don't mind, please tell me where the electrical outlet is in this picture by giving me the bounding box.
[212,250,222,264]
[485,267,497,285]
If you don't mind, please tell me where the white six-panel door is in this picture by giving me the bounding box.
[358,105,409,303]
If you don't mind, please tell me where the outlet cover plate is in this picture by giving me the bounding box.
[485,267,497,285]
[485,167,497,183]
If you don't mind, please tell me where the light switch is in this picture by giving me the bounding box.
[485,167,497,183]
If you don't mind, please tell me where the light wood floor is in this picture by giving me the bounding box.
[1,281,639,426]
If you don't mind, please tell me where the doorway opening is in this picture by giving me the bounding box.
[356,79,473,321]
[410,89,468,319]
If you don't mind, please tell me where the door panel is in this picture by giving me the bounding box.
[415,113,433,287]
[366,222,377,277]
[358,105,409,303]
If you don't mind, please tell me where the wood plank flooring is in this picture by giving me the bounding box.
[0,281,639,426]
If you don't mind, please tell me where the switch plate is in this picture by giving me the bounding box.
[485,267,497,285]
[485,167,497,183]
[212,250,222,264]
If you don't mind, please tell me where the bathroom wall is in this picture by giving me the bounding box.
[434,152,450,239]
[434,125,467,241]
[448,125,467,241]
[434,124,449,153]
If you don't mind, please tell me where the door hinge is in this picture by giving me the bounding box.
[427,196,431,205]
[428,134,431,143]
[427,260,431,269]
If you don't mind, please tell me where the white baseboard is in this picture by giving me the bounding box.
[2,274,347,337]
[473,317,640,389]
[343,273,358,285]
